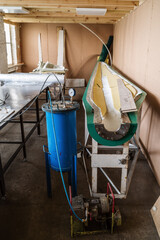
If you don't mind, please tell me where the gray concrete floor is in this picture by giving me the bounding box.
[0,101,160,240]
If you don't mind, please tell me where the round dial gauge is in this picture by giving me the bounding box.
[68,88,76,97]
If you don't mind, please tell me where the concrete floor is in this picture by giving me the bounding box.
[0,101,160,240]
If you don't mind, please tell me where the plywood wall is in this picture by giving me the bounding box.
[0,16,8,73]
[20,23,113,82]
[113,0,160,184]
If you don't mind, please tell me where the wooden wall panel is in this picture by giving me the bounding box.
[113,0,160,184]
[20,23,113,82]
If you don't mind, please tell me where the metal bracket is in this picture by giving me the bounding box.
[43,145,51,154]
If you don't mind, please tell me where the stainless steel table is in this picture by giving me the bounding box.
[0,77,62,198]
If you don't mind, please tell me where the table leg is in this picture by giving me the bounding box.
[20,113,27,160]
[46,87,49,101]
[36,98,40,136]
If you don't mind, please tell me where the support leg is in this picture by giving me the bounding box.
[92,167,98,193]
[45,152,52,198]
[20,113,26,160]
[121,168,128,195]
[36,98,40,136]
[136,107,142,145]
[126,149,140,195]
[71,155,77,197]
[0,156,5,198]
[121,142,129,195]
[91,139,98,193]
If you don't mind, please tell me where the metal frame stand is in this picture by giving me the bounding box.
[43,146,77,198]
[84,109,141,199]
[0,89,48,198]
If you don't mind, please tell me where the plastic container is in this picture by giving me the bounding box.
[42,101,79,172]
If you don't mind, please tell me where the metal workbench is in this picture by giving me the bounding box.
[0,74,64,198]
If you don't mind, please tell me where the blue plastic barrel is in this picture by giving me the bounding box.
[42,101,79,172]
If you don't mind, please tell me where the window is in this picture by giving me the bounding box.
[4,23,17,66]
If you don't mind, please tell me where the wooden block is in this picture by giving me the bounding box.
[117,78,137,113]
[151,196,160,237]
[65,78,85,88]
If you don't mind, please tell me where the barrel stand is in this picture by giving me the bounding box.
[43,145,77,198]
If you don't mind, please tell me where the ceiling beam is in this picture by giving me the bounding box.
[1,0,139,24]
[4,11,129,18]
[0,1,139,8]
[27,6,135,11]
[4,16,118,24]
[3,19,18,25]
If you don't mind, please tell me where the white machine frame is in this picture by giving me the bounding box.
[84,108,141,199]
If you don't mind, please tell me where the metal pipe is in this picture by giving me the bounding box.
[99,167,121,195]
[86,144,138,150]
[0,73,64,84]
[20,112,26,160]
[36,98,40,135]
[85,148,92,157]
[126,150,140,195]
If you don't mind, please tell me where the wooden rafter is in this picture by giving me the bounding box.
[0,0,139,24]
[4,11,129,18]
[4,16,117,24]
[0,1,139,7]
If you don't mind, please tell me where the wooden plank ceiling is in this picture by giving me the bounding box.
[0,0,140,24]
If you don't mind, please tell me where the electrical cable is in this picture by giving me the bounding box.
[48,90,84,223]
[79,23,112,66]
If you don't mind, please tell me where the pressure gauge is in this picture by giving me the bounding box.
[68,88,76,97]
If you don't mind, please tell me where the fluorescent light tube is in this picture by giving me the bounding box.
[76,8,107,16]
[0,6,29,14]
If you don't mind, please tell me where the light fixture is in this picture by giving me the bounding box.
[0,6,29,14]
[76,8,107,16]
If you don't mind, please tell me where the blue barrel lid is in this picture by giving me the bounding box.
[42,100,80,113]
